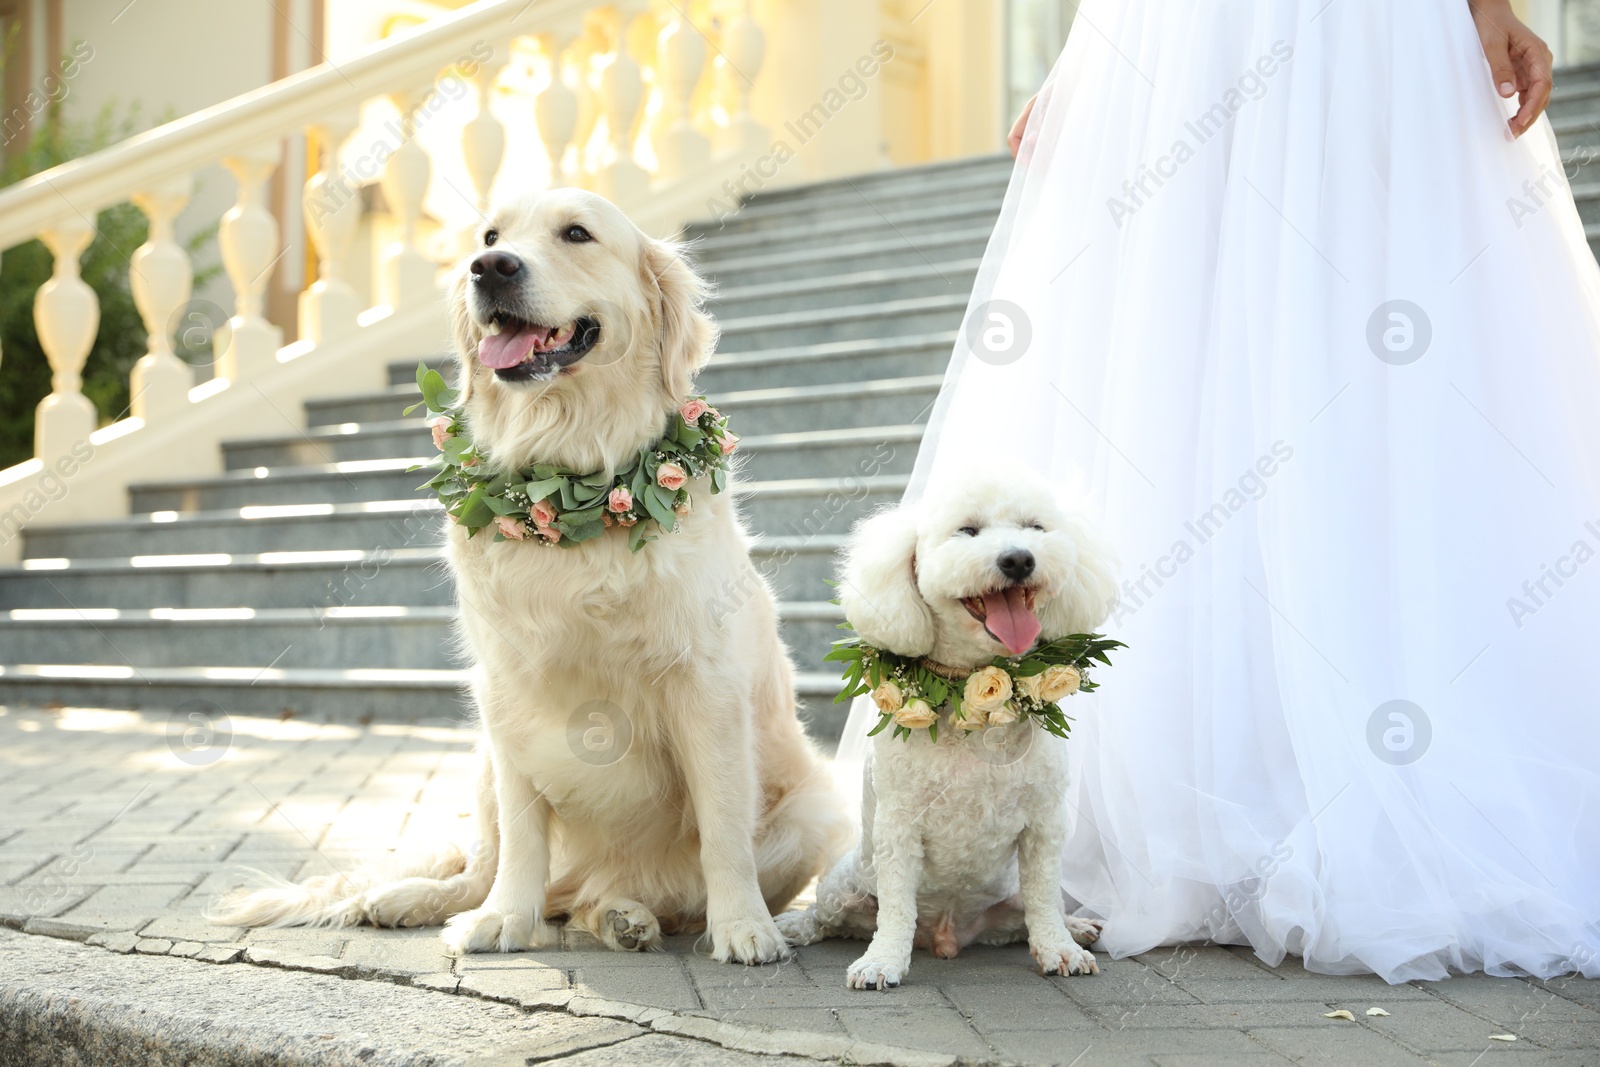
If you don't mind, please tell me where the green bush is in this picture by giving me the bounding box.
[0,104,216,469]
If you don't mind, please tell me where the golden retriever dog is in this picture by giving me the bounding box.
[213,189,850,964]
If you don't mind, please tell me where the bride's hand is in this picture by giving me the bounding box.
[1471,0,1554,138]
[1008,94,1037,159]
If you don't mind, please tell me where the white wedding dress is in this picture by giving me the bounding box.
[837,0,1600,982]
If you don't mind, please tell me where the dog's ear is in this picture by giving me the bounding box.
[1038,513,1120,636]
[641,237,717,401]
[839,504,936,657]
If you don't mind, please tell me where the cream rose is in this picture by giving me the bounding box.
[679,399,709,422]
[893,698,937,730]
[657,462,688,490]
[531,499,558,527]
[870,681,904,713]
[494,516,529,541]
[719,432,739,455]
[949,706,986,732]
[607,486,633,513]
[1019,664,1082,703]
[963,665,1013,715]
[985,702,1019,726]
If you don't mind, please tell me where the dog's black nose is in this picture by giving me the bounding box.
[997,549,1035,582]
[471,250,522,282]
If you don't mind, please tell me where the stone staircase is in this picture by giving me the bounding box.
[1548,61,1600,253]
[0,153,1013,743]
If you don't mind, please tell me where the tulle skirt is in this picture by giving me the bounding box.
[839,0,1600,982]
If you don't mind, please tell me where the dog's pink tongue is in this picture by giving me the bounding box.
[478,323,547,369]
[983,587,1041,656]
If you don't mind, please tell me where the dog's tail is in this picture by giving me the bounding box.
[206,843,471,929]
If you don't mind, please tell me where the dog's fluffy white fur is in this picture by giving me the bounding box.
[776,471,1119,988]
[212,189,850,964]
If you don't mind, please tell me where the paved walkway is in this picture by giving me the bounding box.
[1,706,1595,1066]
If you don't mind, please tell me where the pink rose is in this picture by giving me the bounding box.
[602,512,614,528]
[430,417,452,450]
[656,462,687,490]
[531,499,558,526]
[607,485,633,513]
[494,516,529,541]
[536,524,561,543]
[719,433,738,455]
[679,399,709,423]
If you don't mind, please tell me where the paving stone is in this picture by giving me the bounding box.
[1176,976,1435,1005]
[572,962,703,1010]
[1249,1024,1435,1065]
[134,938,173,954]
[137,913,244,943]
[1149,1055,1292,1066]
[689,1006,847,1032]
[412,971,460,993]
[835,1005,992,1059]
[339,928,454,976]
[0,884,93,923]
[698,976,950,1009]
[546,1033,818,1067]
[242,943,355,974]
[1100,1003,1368,1030]
[458,963,571,1006]
[241,927,348,957]
[1136,944,1280,982]
[59,882,191,927]
[195,945,244,964]
[84,930,140,954]
[1078,1027,1277,1057]
[984,1029,1152,1065]
[1366,999,1552,1053]
[1514,1020,1600,1049]
[19,916,110,941]
[167,940,206,958]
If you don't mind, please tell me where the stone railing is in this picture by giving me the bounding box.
[0,0,770,562]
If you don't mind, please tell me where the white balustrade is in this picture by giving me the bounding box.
[32,219,100,464]
[301,117,363,342]
[0,0,775,550]
[129,176,196,422]
[716,2,768,157]
[653,7,711,183]
[380,89,437,306]
[591,11,649,204]
[536,32,581,187]
[218,146,283,382]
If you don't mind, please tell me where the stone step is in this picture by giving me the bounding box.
[0,537,846,611]
[684,163,1012,236]
[222,424,430,470]
[716,294,968,350]
[698,333,953,392]
[131,458,431,512]
[0,548,451,609]
[691,198,1003,260]
[0,599,847,673]
[0,664,844,731]
[0,605,466,670]
[716,376,942,435]
[697,227,994,288]
[21,476,905,558]
[0,663,468,721]
[709,259,979,318]
[732,153,1012,213]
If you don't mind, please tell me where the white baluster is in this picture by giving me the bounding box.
[218,146,283,382]
[592,12,649,204]
[536,33,580,188]
[129,176,195,422]
[380,91,436,306]
[33,219,99,463]
[653,8,710,182]
[300,118,363,343]
[462,58,507,217]
[716,2,768,157]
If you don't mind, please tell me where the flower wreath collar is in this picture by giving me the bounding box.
[827,622,1126,742]
[407,362,739,552]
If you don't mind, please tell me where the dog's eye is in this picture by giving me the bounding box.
[1026,522,1045,532]
[957,526,980,537]
[562,224,594,244]
[483,229,498,247]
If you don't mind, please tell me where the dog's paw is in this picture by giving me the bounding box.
[846,954,907,991]
[1033,940,1098,977]
[709,916,791,965]
[364,878,475,928]
[774,909,822,947]
[440,906,548,955]
[1066,915,1104,948]
[600,902,661,952]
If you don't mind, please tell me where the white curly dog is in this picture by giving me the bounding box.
[777,471,1119,989]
